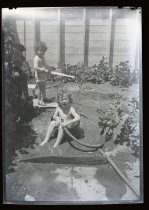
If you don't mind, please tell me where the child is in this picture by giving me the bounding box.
[34,42,52,106]
[39,89,81,147]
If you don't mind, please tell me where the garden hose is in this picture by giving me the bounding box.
[64,127,103,148]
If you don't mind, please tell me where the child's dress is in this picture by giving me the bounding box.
[34,55,47,83]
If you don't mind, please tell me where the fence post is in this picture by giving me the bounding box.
[109,9,115,68]
[24,21,26,58]
[58,8,65,68]
[135,10,141,70]
[83,8,89,67]
[33,15,40,56]
[108,9,112,67]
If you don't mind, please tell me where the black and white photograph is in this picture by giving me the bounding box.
[2,7,143,204]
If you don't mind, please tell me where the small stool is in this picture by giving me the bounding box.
[28,84,37,98]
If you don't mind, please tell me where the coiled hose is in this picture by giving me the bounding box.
[64,127,103,149]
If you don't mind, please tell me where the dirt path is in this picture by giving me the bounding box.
[5,82,140,203]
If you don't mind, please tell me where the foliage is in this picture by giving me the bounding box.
[51,58,138,87]
[59,57,111,85]
[110,61,136,87]
[87,57,113,83]
[3,21,34,170]
[97,97,140,157]
[3,22,33,122]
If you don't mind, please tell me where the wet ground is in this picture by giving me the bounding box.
[5,82,140,203]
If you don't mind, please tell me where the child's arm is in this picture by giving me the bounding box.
[43,58,52,72]
[53,107,60,121]
[62,107,80,127]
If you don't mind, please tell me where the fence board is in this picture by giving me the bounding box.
[114,33,133,40]
[16,26,24,32]
[40,20,58,26]
[114,25,135,33]
[64,26,83,32]
[114,41,133,48]
[89,33,109,40]
[89,47,108,54]
[89,40,108,48]
[65,33,83,41]
[65,20,83,25]
[40,33,59,41]
[40,25,58,33]
[114,18,136,25]
[62,9,83,18]
[89,19,109,25]
[25,21,34,32]
[88,9,110,18]
[26,40,34,47]
[65,40,83,47]
[25,32,33,39]
[65,47,83,54]
[89,25,109,33]
[65,55,83,65]
[44,48,58,54]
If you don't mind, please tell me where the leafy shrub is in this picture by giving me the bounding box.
[51,58,138,87]
[89,57,113,83]
[110,61,135,87]
[60,57,112,85]
[97,97,140,157]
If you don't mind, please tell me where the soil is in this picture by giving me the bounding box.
[5,82,140,203]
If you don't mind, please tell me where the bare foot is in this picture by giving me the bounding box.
[52,144,58,148]
[39,141,47,146]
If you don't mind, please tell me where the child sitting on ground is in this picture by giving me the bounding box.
[39,89,81,147]
[34,42,52,106]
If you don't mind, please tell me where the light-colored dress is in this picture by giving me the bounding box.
[34,55,47,83]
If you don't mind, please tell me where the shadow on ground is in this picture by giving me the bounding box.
[21,155,108,165]
[5,108,43,174]
[94,165,127,201]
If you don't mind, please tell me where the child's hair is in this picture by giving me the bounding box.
[34,41,48,53]
[57,88,73,105]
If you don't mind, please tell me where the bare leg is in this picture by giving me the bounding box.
[40,82,46,104]
[53,125,64,148]
[40,84,44,104]
[32,89,36,99]
[42,82,46,101]
[37,82,41,104]
[39,121,57,146]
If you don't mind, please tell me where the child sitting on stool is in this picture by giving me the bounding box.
[39,89,81,147]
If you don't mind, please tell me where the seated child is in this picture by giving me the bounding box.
[39,89,81,147]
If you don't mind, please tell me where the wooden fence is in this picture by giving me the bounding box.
[4,8,140,69]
